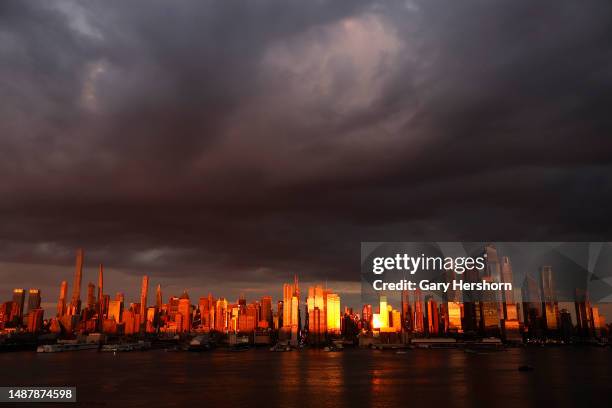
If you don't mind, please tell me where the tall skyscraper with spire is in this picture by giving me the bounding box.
[140,275,149,317]
[69,248,84,315]
[97,264,104,316]
[282,275,301,345]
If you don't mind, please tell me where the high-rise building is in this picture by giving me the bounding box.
[277,301,283,328]
[499,256,520,341]
[69,248,84,315]
[401,290,412,331]
[462,267,480,333]
[86,283,96,310]
[521,274,543,337]
[178,290,191,332]
[26,308,44,333]
[326,292,341,334]
[413,289,425,334]
[12,289,25,319]
[447,301,462,333]
[198,293,215,331]
[97,264,104,316]
[425,296,439,335]
[215,298,228,332]
[362,304,372,329]
[140,275,149,317]
[540,266,559,331]
[57,281,68,317]
[307,285,326,336]
[575,288,593,337]
[379,296,388,329]
[282,275,300,345]
[156,284,163,310]
[261,296,273,329]
[479,276,500,336]
[146,306,157,333]
[26,289,41,314]
[108,300,123,322]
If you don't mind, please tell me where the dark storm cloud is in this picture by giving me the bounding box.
[1,0,612,304]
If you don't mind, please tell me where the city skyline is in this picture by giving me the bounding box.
[1,247,609,343]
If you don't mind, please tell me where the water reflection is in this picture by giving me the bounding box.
[0,348,609,407]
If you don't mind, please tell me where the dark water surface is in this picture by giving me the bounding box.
[1,348,610,407]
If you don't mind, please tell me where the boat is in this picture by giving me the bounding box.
[188,335,211,351]
[270,343,292,352]
[101,341,151,352]
[230,343,251,352]
[37,342,99,353]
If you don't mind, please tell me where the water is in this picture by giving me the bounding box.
[1,348,610,407]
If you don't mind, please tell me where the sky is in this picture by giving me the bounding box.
[1,0,612,311]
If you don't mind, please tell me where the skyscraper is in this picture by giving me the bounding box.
[12,289,25,319]
[140,275,149,317]
[215,297,228,332]
[479,275,500,336]
[425,296,439,335]
[379,295,388,329]
[178,290,191,332]
[326,292,341,334]
[108,299,123,322]
[69,248,84,315]
[575,288,593,337]
[500,256,520,341]
[86,283,96,309]
[261,296,273,328]
[401,290,412,331]
[156,284,163,310]
[540,266,559,331]
[521,274,542,337]
[26,289,41,315]
[282,275,300,345]
[57,281,68,317]
[413,289,425,334]
[307,285,326,337]
[362,304,372,329]
[97,264,104,316]
[26,308,44,333]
